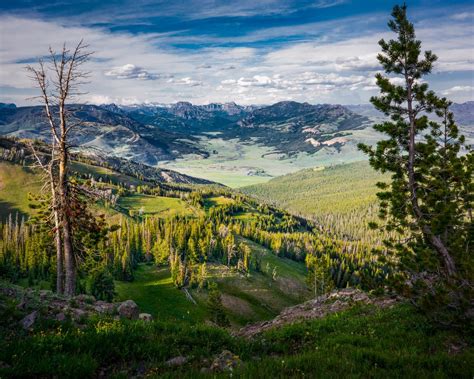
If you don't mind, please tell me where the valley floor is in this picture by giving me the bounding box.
[159,133,376,188]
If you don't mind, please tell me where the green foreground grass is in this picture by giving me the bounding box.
[0,299,471,378]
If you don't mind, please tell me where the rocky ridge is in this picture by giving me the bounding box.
[0,282,152,330]
[235,288,400,338]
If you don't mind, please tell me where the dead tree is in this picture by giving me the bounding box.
[27,40,92,296]
[28,139,64,294]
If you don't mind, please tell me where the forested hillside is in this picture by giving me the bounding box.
[0,138,392,326]
[242,161,390,243]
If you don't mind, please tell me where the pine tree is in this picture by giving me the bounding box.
[358,4,472,283]
[207,282,229,327]
[87,266,115,301]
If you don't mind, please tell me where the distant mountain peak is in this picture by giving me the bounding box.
[0,103,17,109]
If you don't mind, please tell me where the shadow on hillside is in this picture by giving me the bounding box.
[0,200,28,222]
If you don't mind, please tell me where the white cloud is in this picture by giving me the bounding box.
[450,12,473,21]
[221,72,367,92]
[86,95,142,105]
[105,64,159,80]
[170,77,203,86]
[442,85,474,95]
[0,8,472,106]
[237,75,274,87]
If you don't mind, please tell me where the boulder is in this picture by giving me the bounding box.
[117,300,139,320]
[166,356,187,367]
[94,301,116,314]
[210,350,241,372]
[55,312,66,322]
[20,311,38,330]
[39,290,51,300]
[16,299,27,310]
[70,308,88,321]
[75,294,96,304]
[139,313,153,322]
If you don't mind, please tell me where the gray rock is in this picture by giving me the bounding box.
[139,313,153,322]
[56,312,66,322]
[94,301,115,314]
[16,299,27,310]
[20,311,38,330]
[39,290,51,300]
[75,294,96,304]
[70,308,88,321]
[210,350,241,372]
[166,356,187,367]
[117,300,139,320]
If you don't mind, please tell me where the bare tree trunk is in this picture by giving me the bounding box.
[405,73,457,277]
[28,140,64,293]
[53,206,64,294]
[27,40,91,297]
[59,140,75,296]
[49,151,64,294]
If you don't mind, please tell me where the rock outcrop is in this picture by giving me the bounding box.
[235,288,399,338]
[117,300,139,320]
[20,311,38,330]
[0,282,146,328]
[139,313,153,322]
[165,356,187,367]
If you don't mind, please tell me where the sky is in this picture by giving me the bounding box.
[0,0,473,106]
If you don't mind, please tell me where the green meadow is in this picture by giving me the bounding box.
[0,162,42,220]
[117,194,197,217]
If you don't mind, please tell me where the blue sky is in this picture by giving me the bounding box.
[0,0,473,105]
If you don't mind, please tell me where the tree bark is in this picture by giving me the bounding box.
[59,144,75,296]
[50,166,64,294]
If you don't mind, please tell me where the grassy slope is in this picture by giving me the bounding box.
[0,161,191,221]
[1,298,471,378]
[71,161,147,186]
[242,161,387,241]
[115,239,311,327]
[236,304,473,378]
[203,196,235,210]
[195,238,310,325]
[115,265,207,324]
[0,161,42,220]
[117,194,197,217]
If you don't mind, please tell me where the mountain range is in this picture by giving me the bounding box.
[0,101,369,162]
[0,100,472,184]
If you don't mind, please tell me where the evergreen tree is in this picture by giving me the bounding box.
[207,282,230,327]
[358,4,473,308]
[87,266,115,302]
